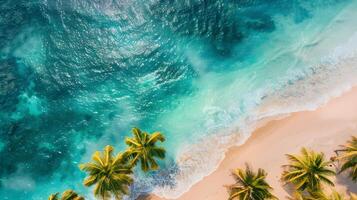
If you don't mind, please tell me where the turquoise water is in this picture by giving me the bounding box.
[2,0,357,199]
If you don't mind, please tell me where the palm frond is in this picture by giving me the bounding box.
[48,190,84,200]
[79,146,133,200]
[124,128,166,172]
[282,148,335,192]
[147,132,165,144]
[48,193,59,200]
[229,165,276,200]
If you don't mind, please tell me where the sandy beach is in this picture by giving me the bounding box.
[148,86,357,200]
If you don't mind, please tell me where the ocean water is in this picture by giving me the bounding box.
[1,0,357,199]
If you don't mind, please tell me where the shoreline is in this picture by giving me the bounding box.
[149,86,357,200]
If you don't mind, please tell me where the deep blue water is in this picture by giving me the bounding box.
[1,0,356,199]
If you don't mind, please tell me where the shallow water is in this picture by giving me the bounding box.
[1,0,357,199]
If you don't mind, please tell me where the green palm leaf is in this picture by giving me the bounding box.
[124,128,166,172]
[48,193,59,200]
[48,190,84,200]
[282,148,335,192]
[79,145,133,200]
[228,165,276,200]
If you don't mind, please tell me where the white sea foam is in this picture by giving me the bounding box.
[153,4,357,199]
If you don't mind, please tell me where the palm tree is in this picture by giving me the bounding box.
[124,127,166,172]
[79,145,133,200]
[48,190,84,200]
[312,190,344,200]
[288,191,321,200]
[336,136,357,182]
[288,190,344,200]
[282,148,335,192]
[228,165,276,200]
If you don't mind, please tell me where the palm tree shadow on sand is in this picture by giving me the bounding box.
[281,169,300,199]
[335,169,357,193]
[136,194,152,200]
[333,135,357,194]
[130,159,180,200]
